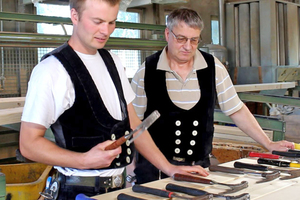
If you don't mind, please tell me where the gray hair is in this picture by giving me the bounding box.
[166,8,204,31]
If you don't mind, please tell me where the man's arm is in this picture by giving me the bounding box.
[229,104,295,152]
[127,103,209,177]
[19,121,121,169]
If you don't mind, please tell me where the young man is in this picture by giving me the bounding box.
[19,1,205,199]
[131,7,295,184]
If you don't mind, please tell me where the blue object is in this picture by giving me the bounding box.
[75,193,96,200]
[45,176,52,190]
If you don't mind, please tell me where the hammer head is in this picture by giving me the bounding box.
[256,171,280,183]
[219,181,248,194]
[192,194,213,200]
[225,193,250,200]
[279,169,300,180]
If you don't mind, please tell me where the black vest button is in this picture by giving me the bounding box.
[190,140,196,146]
[175,120,181,126]
[175,139,181,145]
[192,130,198,136]
[175,148,180,154]
[193,120,199,126]
[127,148,131,155]
[111,134,116,140]
[126,156,131,163]
[175,130,181,136]
[187,149,193,155]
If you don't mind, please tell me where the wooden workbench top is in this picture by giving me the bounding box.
[93,158,300,200]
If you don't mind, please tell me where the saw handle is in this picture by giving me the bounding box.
[248,152,280,159]
[234,161,269,171]
[173,173,212,184]
[166,183,208,196]
[132,185,172,198]
[117,193,146,200]
[209,165,244,174]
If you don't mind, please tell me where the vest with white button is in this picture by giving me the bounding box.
[144,50,216,167]
[42,43,135,169]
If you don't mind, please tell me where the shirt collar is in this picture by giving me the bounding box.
[157,46,208,72]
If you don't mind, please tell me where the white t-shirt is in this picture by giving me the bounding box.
[21,50,135,176]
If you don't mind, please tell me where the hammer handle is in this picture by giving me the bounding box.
[105,136,127,150]
[234,162,269,171]
[166,183,208,196]
[209,165,245,174]
[173,173,212,184]
[117,193,146,200]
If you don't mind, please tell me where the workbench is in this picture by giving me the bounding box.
[92,158,300,200]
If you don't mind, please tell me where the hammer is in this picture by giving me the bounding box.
[166,183,250,200]
[209,165,280,183]
[173,173,248,194]
[234,161,300,180]
[132,185,212,200]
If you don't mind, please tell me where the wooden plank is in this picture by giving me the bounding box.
[234,81,295,92]
[213,124,273,143]
[0,107,23,126]
[0,97,25,109]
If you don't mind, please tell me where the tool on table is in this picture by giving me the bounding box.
[117,193,147,200]
[258,158,300,168]
[249,151,300,162]
[105,110,160,150]
[288,149,300,153]
[273,150,300,157]
[75,194,96,200]
[166,183,250,200]
[132,185,211,200]
[39,176,59,200]
[234,161,300,180]
[173,173,248,194]
[294,143,300,150]
[209,165,280,183]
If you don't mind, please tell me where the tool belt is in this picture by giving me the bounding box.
[58,171,125,193]
[170,156,210,167]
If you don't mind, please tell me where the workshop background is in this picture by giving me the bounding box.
[1,0,300,199]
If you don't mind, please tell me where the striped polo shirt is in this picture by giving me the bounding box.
[131,46,243,119]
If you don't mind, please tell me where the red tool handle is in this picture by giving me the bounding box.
[104,136,127,150]
[248,152,280,159]
[173,173,212,184]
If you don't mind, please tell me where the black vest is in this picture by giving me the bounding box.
[42,43,134,169]
[144,50,216,167]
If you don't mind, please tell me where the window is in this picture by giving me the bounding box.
[36,4,141,78]
[36,4,73,61]
[211,16,219,45]
[111,11,141,78]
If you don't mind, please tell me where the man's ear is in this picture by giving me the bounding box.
[165,28,169,42]
[70,8,79,25]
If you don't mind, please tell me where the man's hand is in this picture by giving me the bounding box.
[265,140,295,152]
[165,164,209,178]
[81,140,122,169]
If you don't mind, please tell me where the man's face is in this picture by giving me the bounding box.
[70,0,119,54]
[165,22,201,63]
